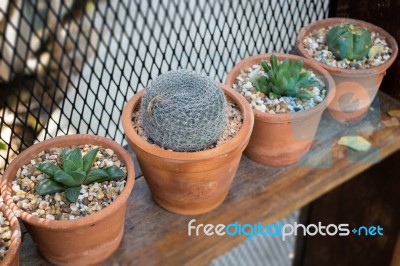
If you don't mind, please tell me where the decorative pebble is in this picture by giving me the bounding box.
[0,211,12,260]
[11,145,127,221]
[302,27,392,69]
[232,64,327,113]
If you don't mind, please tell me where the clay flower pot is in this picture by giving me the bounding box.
[1,135,135,265]
[0,203,21,266]
[225,53,335,166]
[296,18,398,123]
[122,84,254,215]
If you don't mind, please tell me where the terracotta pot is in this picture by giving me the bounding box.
[225,53,335,166]
[296,17,398,123]
[1,135,135,265]
[0,203,21,266]
[122,84,254,215]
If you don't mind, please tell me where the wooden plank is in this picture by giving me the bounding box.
[293,205,310,266]
[391,234,400,266]
[18,91,400,265]
[298,151,400,266]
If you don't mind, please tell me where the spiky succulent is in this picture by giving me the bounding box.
[35,147,125,202]
[326,23,373,60]
[250,55,320,99]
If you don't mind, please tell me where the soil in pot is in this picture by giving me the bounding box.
[122,70,254,215]
[0,203,21,266]
[225,53,335,166]
[1,135,135,266]
[296,18,398,123]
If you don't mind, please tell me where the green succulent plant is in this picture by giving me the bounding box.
[326,23,373,60]
[35,147,125,202]
[250,55,320,100]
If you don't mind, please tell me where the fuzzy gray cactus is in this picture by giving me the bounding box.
[140,69,227,152]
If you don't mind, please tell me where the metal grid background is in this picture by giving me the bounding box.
[0,0,330,172]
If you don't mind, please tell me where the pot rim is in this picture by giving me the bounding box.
[295,17,399,75]
[225,53,335,123]
[0,203,21,265]
[0,134,135,229]
[122,84,254,161]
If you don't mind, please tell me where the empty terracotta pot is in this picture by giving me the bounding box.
[1,135,135,265]
[0,203,21,266]
[122,84,254,215]
[225,53,335,166]
[296,18,398,123]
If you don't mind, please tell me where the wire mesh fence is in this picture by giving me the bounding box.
[0,0,331,173]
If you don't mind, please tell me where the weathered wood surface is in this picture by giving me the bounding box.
[19,91,400,265]
[295,151,400,266]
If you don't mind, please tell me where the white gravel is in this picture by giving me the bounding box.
[0,211,12,261]
[11,145,127,221]
[232,64,327,113]
[302,26,393,69]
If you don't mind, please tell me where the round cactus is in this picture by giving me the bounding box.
[326,23,373,60]
[140,69,227,152]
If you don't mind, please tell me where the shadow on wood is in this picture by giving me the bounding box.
[296,151,400,266]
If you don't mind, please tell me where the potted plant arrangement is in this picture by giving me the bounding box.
[1,134,135,265]
[0,203,21,266]
[122,69,254,215]
[296,18,398,123]
[225,53,335,166]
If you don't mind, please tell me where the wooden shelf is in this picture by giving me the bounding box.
[19,92,400,265]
